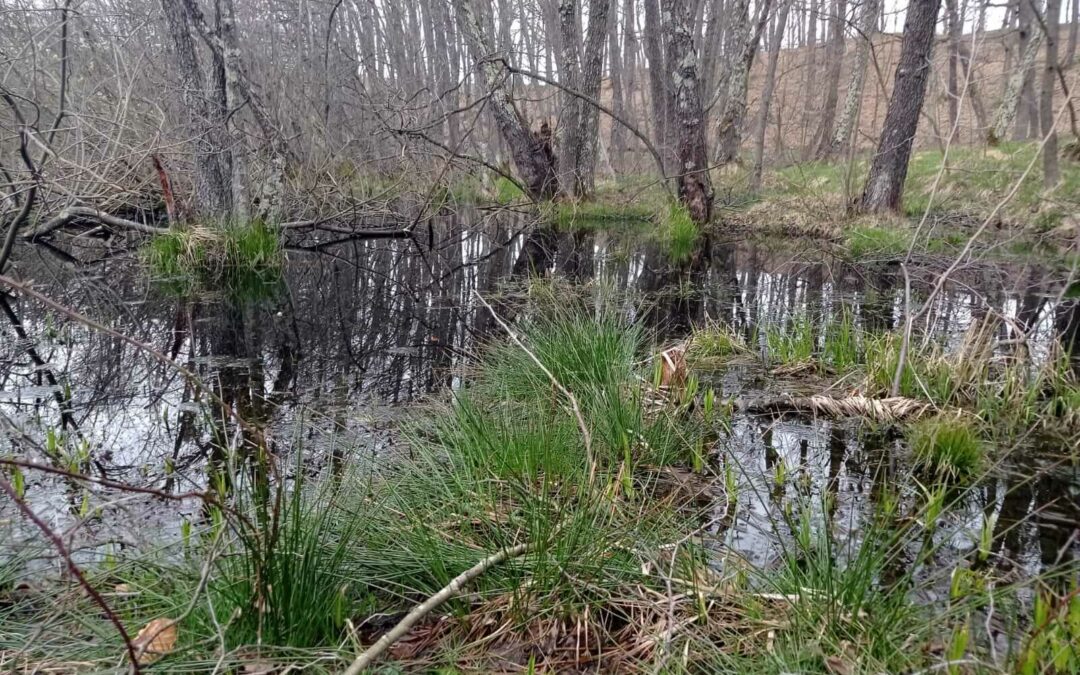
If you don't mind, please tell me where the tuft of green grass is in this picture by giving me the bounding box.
[765,314,816,365]
[142,221,284,301]
[661,203,701,264]
[687,321,749,364]
[202,472,369,649]
[907,415,983,480]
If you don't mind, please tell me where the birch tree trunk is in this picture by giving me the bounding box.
[661,0,714,223]
[830,0,879,155]
[989,26,1044,144]
[858,0,943,213]
[751,0,794,189]
[454,0,558,200]
[1041,0,1061,187]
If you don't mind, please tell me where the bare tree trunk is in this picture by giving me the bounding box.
[1067,0,1078,66]
[644,0,675,171]
[830,0,879,155]
[858,0,943,213]
[623,0,639,163]
[455,0,558,200]
[557,0,585,193]
[577,0,612,194]
[751,0,794,189]
[1014,0,1041,140]
[700,0,726,94]
[714,0,774,165]
[944,0,962,135]
[159,0,231,218]
[1042,0,1061,187]
[218,0,248,222]
[812,0,848,158]
[989,23,1044,143]
[800,0,821,156]
[661,0,714,223]
[608,1,626,167]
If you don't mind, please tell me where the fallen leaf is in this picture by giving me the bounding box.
[132,618,177,665]
[825,655,853,675]
[658,342,688,388]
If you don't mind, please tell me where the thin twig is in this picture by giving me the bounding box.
[472,290,596,480]
[0,475,141,673]
[342,542,531,675]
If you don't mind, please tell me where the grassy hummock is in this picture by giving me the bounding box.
[142,220,284,300]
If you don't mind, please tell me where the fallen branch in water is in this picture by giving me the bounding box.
[24,206,166,240]
[342,542,531,675]
[739,394,931,423]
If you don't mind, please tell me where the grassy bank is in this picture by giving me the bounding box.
[3,288,1077,672]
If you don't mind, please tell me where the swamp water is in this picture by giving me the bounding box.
[1,215,1078,665]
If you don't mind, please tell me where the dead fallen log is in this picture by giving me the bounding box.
[739,394,931,423]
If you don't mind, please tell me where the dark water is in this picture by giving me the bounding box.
[1,214,1078,585]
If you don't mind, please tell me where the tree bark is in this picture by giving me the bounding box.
[661,0,714,223]
[454,0,558,200]
[800,0,821,157]
[830,0,879,155]
[1067,0,1078,66]
[608,1,626,166]
[751,0,794,189]
[1041,0,1061,187]
[557,0,584,193]
[858,0,943,213]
